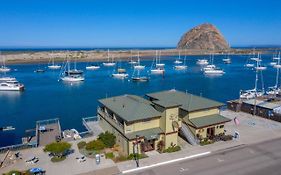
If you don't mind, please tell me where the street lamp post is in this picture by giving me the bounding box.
[134,134,140,167]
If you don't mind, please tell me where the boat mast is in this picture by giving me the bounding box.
[275,52,280,88]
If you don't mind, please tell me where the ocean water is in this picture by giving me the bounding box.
[0,54,278,146]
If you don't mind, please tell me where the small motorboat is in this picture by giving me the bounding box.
[0,80,24,91]
[0,66,11,72]
[132,76,149,82]
[34,69,45,73]
[151,67,165,74]
[48,65,61,70]
[196,59,209,65]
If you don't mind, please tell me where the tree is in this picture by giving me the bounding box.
[98,131,116,148]
[44,142,71,157]
[85,140,105,151]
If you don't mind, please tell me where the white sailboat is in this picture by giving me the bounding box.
[86,64,100,70]
[254,54,267,71]
[267,54,281,95]
[133,52,145,70]
[0,53,11,73]
[240,57,265,99]
[155,51,165,67]
[174,51,187,70]
[269,52,280,66]
[151,51,165,75]
[244,51,256,68]
[196,59,209,65]
[103,49,116,67]
[60,55,84,82]
[128,50,137,64]
[48,52,61,70]
[174,51,183,64]
[203,55,224,75]
[222,54,231,64]
[112,60,129,79]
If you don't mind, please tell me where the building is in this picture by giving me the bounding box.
[98,90,231,155]
[146,90,231,141]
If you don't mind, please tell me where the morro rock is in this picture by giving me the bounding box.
[177,23,229,50]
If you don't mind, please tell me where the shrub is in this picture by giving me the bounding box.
[221,134,233,141]
[157,140,165,153]
[3,170,22,175]
[85,140,105,151]
[77,141,86,149]
[98,131,116,148]
[200,138,214,146]
[44,142,71,157]
[127,153,147,160]
[51,156,66,162]
[114,155,128,162]
[163,145,181,153]
[105,152,115,159]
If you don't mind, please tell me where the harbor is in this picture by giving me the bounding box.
[2,53,281,147]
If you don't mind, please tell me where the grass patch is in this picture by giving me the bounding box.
[163,145,181,153]
[127,153,147,160]
[105,152,115,159]
[51,156,66,162]
[77,141,86,149]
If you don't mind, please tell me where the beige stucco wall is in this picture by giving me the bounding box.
[195,124,225,139]
[188,108,219,119]
[164,133,178,148]
[163,107,180,133]
[124,118,160,134]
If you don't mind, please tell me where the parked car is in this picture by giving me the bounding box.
[95,154,100,165]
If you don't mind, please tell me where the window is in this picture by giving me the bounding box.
[219,125,224,128]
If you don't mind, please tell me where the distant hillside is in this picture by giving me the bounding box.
[177,23,230,50]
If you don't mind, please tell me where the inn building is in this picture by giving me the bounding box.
[98,90,231,155]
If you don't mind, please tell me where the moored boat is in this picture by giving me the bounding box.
[0,80,24,91]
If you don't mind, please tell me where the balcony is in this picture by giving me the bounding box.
[98,107,124,134]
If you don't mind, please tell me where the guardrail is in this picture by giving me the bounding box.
[0,143,36,154]
[82,116,99,134]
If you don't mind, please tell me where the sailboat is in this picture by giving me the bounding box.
[0,53,11,73]
[267,54,281,95]
[254,53,267,71]
[155,51,165,67]
[269,52,280,66]
[244,51,257,68]
[240,57,265,99]
[151,51,165,75]
[222,53,231,64]
[112,60,129,79]
[174,51,187,70]
[203,55,224,75]
[133,52,145,70]
[103,49,116,67]
[132,69,149,82]
[128,50,137,64]
[86,54,100,70]
[60,55,84,82]
[174,51,183,64]
[48,52,61,70]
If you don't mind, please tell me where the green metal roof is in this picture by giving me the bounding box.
[126,127,163,140]
[187,114,231,128]
[99,95,161,123]
[243,99,281,110]
[146,90,224,112]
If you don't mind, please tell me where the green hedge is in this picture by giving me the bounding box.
[105,152,115,159]
[163,146,181,153]
[85,139,105,151]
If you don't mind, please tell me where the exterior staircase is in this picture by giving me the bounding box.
[180,123,198,145]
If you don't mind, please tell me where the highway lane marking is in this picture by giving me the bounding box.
[122,151,211,174]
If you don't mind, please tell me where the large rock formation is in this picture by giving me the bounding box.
[177,23,229,50]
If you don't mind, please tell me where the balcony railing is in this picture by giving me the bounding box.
[98,107,124,134]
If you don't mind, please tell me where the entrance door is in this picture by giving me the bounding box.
[207,127,215,137]
[141,139,155,152]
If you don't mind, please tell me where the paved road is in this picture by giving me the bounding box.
[126,138,281,175]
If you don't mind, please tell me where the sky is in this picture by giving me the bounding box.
[0,0,281,48]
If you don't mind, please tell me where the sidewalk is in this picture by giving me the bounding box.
[117,110,281,172]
